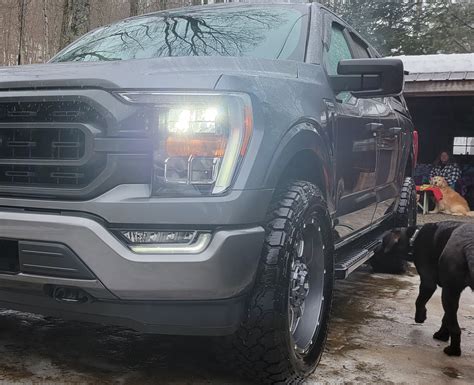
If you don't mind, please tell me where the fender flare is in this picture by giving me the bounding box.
[264,120,334,205]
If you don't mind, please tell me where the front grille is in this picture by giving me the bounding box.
[0,101,106,125]
[0,163,104,187]
[0,99,106,192]
[0,126,86,160]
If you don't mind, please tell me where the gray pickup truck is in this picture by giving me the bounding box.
[0,3,417,384]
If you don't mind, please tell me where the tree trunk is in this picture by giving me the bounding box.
[60,0,91,50]
[130,0,140,16]
[43,0,50,61]
[159,0,168,10]
[17,0,26,65]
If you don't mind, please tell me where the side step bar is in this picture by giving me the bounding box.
[334,239,381,279]
[333,216,394,279]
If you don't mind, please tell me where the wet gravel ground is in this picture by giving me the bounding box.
[0,214,472,384]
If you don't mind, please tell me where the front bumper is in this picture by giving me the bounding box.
[0,290,247,336]
[0,211,265,335]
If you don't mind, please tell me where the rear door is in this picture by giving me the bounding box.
[322,20,378,240]
[372,97,403,224]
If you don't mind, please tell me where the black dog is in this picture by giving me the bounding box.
[379,221,474,356]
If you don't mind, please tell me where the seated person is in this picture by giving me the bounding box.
[414,163,432,185]
[430,151,461,188]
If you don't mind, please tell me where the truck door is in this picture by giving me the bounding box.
[323,22,377,239]
[343,29,404,225]
[371,98,403,224]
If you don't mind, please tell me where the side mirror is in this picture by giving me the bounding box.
[329,58,404,98]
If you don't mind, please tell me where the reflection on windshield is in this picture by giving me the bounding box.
[52,7,307,63]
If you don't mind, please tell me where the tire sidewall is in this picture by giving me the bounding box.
[232,182,335,383]
[278,187,334,375]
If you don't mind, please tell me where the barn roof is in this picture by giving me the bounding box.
[395,53,474,74]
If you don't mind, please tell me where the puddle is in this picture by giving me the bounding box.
[442,367,463,379]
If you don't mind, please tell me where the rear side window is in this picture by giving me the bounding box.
[324,24,353,76]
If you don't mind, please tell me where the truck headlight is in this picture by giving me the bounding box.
[116,91,253,196]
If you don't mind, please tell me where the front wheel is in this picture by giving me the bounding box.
[232,181,334,384]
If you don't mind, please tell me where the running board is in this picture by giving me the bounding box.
[335,239,382,279]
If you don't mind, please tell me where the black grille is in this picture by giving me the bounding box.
[0,126,86,160]
[0,101,106,125]
[0,99,106,191]
[0,163,105,187]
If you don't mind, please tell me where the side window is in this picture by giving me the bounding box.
[324,24,353,76]
[350,33,371,58]
[349,34,385,106]
[325,23,354,103]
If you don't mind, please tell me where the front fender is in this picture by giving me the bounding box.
[264,121,335,212]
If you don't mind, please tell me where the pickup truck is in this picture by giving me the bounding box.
[0,3,417,384]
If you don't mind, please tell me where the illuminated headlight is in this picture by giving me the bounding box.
[116,91,253,196]
[120,230,211,254]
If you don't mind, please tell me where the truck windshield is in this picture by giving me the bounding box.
[51,6,308,63]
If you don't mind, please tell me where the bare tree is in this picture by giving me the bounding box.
[17,0,27,64]
[130,0,140,16]
[42,0,50,60]
[60,0,91,49]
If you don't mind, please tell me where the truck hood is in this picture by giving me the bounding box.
[0,57,299,91]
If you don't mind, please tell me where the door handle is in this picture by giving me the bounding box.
[366,123,384,133]
[388,127,403,135]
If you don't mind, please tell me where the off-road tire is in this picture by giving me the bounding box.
[395,177,417,228]
[231,181,334,384]
[371,177,416,274]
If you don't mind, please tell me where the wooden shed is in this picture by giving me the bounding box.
[396,53,474,206]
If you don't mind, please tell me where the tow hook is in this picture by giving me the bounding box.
[49,286,91,304]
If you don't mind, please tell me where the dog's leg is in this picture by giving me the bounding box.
[415,282,436,323]
[441,287,462,356]
[433,315,450,341]
[429,200,441,214]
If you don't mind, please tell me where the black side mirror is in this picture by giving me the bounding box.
[329,58,404,98]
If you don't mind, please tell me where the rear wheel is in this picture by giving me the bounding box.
[395,177,417,228]
[231,181,334,384]
[371,176,416,274]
